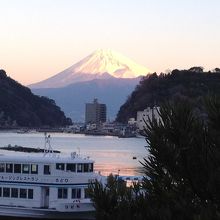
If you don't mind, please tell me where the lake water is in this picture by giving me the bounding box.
[0,132,147,176]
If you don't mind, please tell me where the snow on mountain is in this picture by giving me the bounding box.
[29,49,151,88]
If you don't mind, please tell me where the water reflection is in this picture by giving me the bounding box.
[95,164,143,176]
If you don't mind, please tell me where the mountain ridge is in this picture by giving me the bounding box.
[32,77,140,122]
[116,68,220,123]
[29,49,150,88]
[0,69,72,127]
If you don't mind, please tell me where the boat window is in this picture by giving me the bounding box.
[58,188,68,199]
[3,187,10,197]
[77,164,82,173]
[58,188,62,198]
[84,163,89,172]
[89,163,93,172]
[0,188,2,197]
[72,188,81,199]
[31,164,38,174]
[44,165,51,175]
[28,189,33,199]
[63,189,68,199]
[14,164,21,173]
[66,163,76,172]
[46,188,49,196]
[6,163,13,173]
[11,188,19,198]
[0,163,5,172]
[20,188,27,198]
[22,164,30,174]
[56,163,65,170]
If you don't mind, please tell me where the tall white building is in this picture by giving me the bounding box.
[136,107,160,130]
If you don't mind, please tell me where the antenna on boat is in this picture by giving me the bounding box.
[77,147,80,156]
[44,132,54,156]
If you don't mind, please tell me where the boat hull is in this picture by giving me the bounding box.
[0,206,95,219]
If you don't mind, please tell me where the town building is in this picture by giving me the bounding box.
[136,107,160,131]
[85,99,106,124]
[128,118,136,126]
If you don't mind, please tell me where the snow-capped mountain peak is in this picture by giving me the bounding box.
[29,49,151,88]
[72,49,150,78]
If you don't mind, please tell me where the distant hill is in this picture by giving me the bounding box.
[0,69,72,127]
[32,77,140,122]
[116,68,220,123]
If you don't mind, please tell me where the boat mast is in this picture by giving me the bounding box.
[44,132,54,156]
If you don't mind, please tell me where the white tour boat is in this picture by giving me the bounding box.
[0,134,103,219]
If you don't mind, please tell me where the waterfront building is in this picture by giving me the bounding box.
[128,118,136,126]
[85,99,106,124]
[86,123,97,131]
[136,107,160,130]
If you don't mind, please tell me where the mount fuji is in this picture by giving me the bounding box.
[30,49,151,121]
[29,49,150,88]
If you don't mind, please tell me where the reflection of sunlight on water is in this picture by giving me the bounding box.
[94,163,143,176]
[78,149,145,176]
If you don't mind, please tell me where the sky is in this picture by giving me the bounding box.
[0,0,220,85]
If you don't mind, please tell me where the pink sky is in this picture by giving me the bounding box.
[0,0,220,85]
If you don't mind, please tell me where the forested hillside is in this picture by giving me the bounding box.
[0,69,72,127]
[116,67,220,122]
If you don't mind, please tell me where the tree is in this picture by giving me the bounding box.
[88,174,146,220]
[213,68,220,73]
[142,97,220,219]
[188,66,204,73]
[0,69,7,78]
